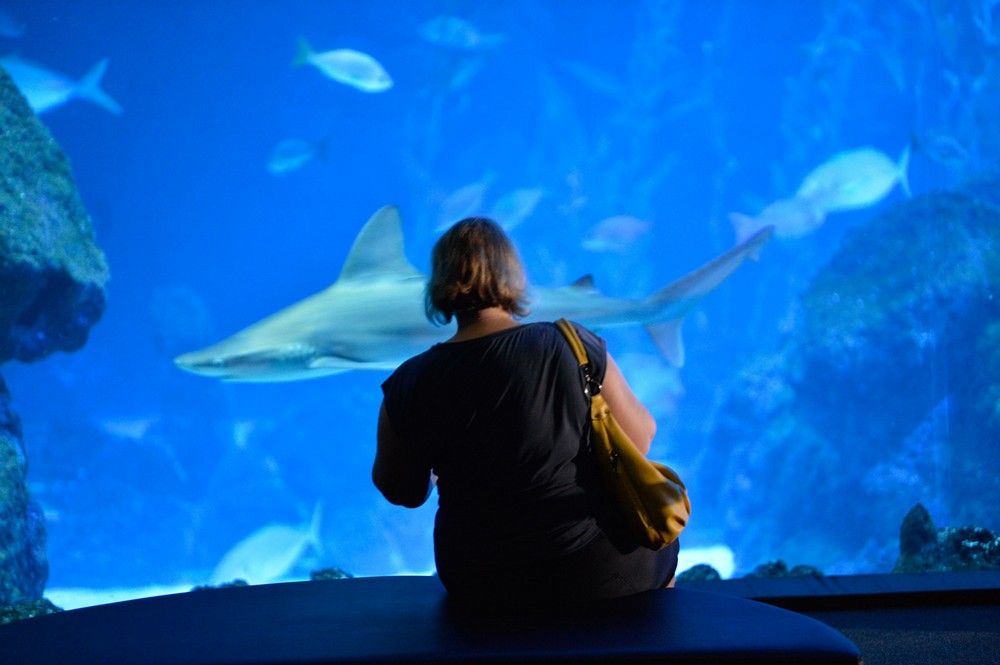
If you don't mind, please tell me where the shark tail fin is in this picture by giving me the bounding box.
[728,212,760,245]
[293,37,313,67]
[645,320,685,367]
[898,143,912,198]
[77,59,122,115]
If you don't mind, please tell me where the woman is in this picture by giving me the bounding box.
[374,217,678,602]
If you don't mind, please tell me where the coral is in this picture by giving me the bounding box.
[0,67,108,363]
[0,598,61,625]
[701,177,1000,573]
[894,503,1000,573]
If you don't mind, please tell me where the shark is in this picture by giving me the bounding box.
[174,205,773,382]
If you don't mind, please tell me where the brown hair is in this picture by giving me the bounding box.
[425,217,529,325]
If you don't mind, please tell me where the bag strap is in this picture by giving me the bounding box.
[555,319,601,397]
[555,318,589,366]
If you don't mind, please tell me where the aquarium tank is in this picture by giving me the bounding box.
[1,0,998,612]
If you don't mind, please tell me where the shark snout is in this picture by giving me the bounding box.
[173,351,229,377]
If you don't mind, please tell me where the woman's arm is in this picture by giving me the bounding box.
[372,402,434,508]
[600,353,656,455]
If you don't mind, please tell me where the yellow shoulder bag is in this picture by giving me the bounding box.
[555,319,691,550]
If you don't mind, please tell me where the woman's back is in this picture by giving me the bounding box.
[381,321,609,585]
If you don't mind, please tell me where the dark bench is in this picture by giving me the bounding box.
[0,575,861,664]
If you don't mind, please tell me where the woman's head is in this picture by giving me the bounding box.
[425,217,529,325]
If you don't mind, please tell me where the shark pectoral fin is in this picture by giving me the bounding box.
[645,320,685,367]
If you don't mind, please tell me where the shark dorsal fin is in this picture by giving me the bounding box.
[337,205,421,282]
[571,274,596,290]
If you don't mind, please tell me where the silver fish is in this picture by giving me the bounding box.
[293,38,391,93]
[0,54,122,115]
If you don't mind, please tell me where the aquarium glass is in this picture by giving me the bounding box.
[1,0,998,610]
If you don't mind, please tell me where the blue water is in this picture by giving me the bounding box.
[3,0,996,590]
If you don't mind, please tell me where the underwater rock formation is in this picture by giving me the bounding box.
[0,68,108,363]
[743,561,824,579]
[701,175,1000,573]
[894,503,1000,573]
[0,376,47,603]
[189,579,249,592]
[0,68,108,602]
[310,567,354,581]
[676,564,721,583]
[0,597,61,626]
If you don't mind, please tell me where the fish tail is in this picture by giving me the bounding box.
[77,58,123,115]
[898,143,912,197]
[293,37,313,67]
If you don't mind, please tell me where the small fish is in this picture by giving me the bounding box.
[418,16,505,50]
[796,146,911,214]
[232,420,257,448]
[293,38,392,93]
[581,215,651,253]
[267,138,327,175]
[434,180,490,231]
[0,55,122,115]
[97,416,159,441]
[729,196,825,243]
[0,8,25,39]
[912,131,970,171]
[210,502,323,585]
[488,187,544,231]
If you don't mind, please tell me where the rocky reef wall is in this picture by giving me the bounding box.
[0,68,108,364]
[699,175,1000,573]
[0,67,109,602]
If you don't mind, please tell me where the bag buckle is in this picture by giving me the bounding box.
[580,363,602,397]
